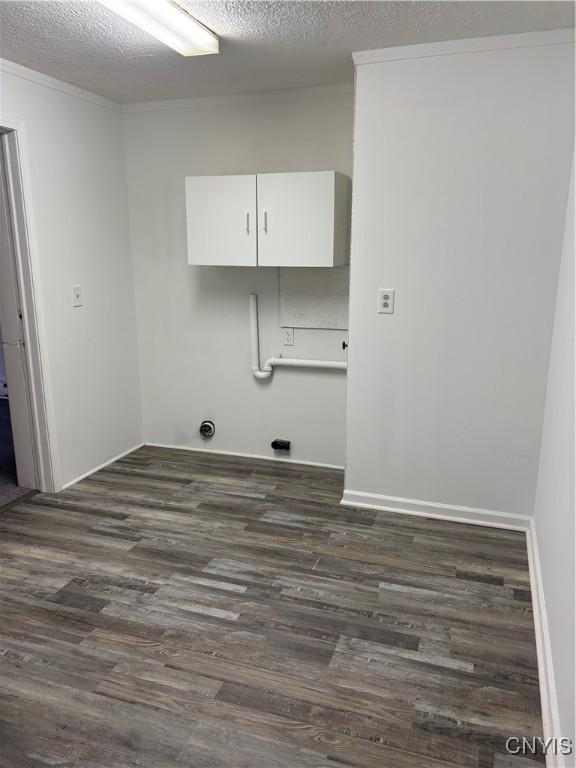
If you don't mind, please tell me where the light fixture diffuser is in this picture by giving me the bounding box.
[97,0,219,56]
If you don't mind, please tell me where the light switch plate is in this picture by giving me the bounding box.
[72,285,83,308]
[377,288,395,314]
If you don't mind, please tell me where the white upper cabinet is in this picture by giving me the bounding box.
[257,171,349,267]
[185,174,257,266]
[185,171,350,267]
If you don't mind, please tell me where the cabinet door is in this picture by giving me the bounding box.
[257,171,348,267]
[186,175,256,266]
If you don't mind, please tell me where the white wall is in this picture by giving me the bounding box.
[122,87,353,466]
[533,159,574,745]
[0,62,142,488]
[345,32,574,523]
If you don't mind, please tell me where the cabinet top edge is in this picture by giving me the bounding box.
[184,170,349,180]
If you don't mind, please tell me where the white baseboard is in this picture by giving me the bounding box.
[526,519,566,767]
[144,442,344,471]
[59,442,342,491]
[60,442,145,490]
[340,489,530,531]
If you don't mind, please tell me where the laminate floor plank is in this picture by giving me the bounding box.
[0,446,542,766]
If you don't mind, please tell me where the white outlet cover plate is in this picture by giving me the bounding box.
[378,288,395,314]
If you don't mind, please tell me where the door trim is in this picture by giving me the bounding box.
[0,121,58,492]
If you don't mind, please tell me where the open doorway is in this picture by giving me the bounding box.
[0,125,55,499]
[0,334,29,504]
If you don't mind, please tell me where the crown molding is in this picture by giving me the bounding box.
[0,60,352,114]
[0,59,120,112]
[353,28,575,66]
[120,82,354,114]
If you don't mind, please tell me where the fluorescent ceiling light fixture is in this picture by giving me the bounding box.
[97,0,219,56]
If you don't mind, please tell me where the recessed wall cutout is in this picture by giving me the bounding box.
[199,420,215,438]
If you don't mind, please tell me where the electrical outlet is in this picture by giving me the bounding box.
[72,285,83,308]
[377,288,395,314]
[282,327,294,346]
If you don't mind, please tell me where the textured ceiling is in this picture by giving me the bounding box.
[0,1,573,103]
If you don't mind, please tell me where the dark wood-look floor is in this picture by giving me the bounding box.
[0,446,542,768]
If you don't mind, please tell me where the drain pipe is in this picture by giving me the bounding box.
[249,293,347,380]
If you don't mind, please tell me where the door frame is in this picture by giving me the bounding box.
[0,120,57,493]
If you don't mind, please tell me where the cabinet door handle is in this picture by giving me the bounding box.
[263,210,268,234]
[246,211,250,234]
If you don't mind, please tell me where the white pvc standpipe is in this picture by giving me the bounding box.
[249,293,273,379]
[249,293,347,380]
